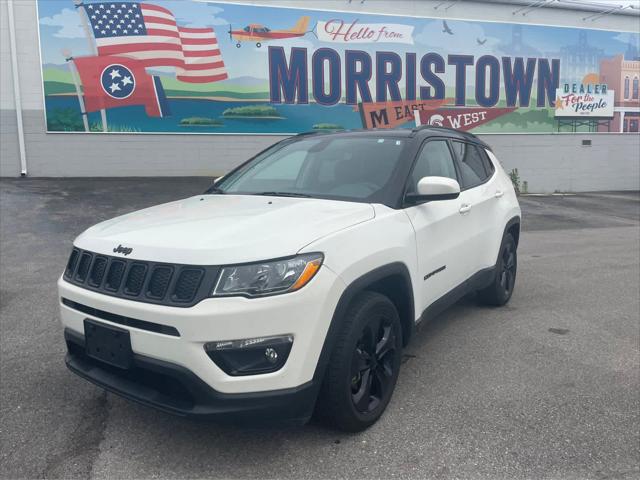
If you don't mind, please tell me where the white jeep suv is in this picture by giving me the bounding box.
[59,127,521,431]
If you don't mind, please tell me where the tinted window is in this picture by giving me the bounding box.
[253,150,306,181]
[216,136,406,203]
[481,150,495,176]
[407,140,457,194]
[452,141,488,189]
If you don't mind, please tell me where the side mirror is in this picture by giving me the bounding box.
[406,176,461,204]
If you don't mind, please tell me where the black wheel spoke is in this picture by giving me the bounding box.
[373,364,391,393]
[352,347,370,373]
[352,369,372,412]
[375,326,394,359]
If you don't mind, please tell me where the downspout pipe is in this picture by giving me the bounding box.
[7,0,27,177]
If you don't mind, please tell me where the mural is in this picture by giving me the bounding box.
[37,1,640,134]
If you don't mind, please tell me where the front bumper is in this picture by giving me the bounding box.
[58,265,345,399]
[64,329,318,423]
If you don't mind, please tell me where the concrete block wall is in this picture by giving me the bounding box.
[483,134,640,193]
[1,0,639,193]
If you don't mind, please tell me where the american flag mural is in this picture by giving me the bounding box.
[85,2,228,83]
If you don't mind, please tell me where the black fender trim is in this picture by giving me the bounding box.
[503,216,521,247]
[480,216,520,294]
[311,263,415,387]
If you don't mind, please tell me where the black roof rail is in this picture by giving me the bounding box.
[411,124,479,139]
[410,125,493,150]
[294,128,347,137]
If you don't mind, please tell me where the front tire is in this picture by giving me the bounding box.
[315,292,403,432]
[477,233,517,306]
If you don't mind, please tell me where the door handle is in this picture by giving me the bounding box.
[459,204,472,214]
[495,190,504,198]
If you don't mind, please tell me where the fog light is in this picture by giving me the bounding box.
[264,347,278,363]
[204,335,293,376]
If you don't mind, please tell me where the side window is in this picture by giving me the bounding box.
[481,149,495,177]
[451,141,489,189]
[408,140,457,193]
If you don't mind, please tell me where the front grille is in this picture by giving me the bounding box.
[147,266,173,299]
[63,248,217,307]
[65,249,79,277]
[173,269,204,302]
[88,257,108,287]
[105,260,125,291]
[124,264,147,296]
[76,252,92,282]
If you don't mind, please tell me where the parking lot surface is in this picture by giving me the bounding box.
[1,179,638,480]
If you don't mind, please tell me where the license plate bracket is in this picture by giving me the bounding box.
[84,319,133,369]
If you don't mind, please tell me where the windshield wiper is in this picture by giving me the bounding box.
[253,191,313,198]
[204,185,225,194]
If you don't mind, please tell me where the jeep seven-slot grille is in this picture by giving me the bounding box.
[174,269,204,301]
[88,257,107,287]
[124,264,147,296]
[147,266,173,299]
[63,248,219,307]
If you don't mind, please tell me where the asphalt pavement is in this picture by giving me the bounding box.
[1,179,638,479]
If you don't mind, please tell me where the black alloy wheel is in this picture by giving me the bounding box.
[315,291,403,432]
[499,238,517,296]
[478,233,517,306]
[350,315,398,414]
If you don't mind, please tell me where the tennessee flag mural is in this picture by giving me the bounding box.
[73,55,170,117]
[37,1,640,134]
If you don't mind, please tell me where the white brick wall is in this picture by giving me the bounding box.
[1,0,639,192]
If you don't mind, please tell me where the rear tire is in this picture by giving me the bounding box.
[315,292,403,432]
[477,233,517,306]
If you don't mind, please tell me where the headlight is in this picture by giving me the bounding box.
[212,253,323,297]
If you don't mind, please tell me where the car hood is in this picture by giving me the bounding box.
[75,194,375,264]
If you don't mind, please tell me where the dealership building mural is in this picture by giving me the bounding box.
[35,1,640,135]
[1,0,639,187]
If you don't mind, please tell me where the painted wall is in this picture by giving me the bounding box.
[1,0,639,193]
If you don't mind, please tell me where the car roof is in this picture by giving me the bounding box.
[294,126,491,150]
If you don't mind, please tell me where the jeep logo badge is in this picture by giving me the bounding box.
[113,244,133,256]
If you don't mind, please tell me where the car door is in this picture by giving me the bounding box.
[450,140,501,276]
[403,138,471,311]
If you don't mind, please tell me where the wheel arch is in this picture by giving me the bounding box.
[504,216,521,247]
[312,263,415,385]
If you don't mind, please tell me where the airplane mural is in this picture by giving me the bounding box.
[228,16,311,48]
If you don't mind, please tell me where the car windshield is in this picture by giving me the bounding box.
[212,136,407,203]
